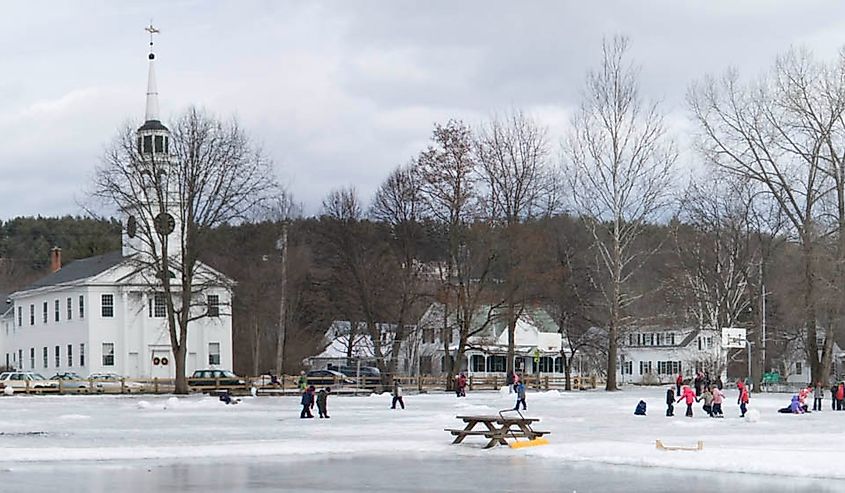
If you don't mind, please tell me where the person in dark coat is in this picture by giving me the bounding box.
[675,373,683,396]
[514,382,527,411]
[694,372,703,397]
[316,387,330,418]
[665,387,675,417]
[634,400,647,416]
[300,385,315,418]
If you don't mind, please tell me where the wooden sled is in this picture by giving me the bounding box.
[655,439,703,451]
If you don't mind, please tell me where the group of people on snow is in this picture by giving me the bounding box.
[652,374,743,418]
[298,379,407,418]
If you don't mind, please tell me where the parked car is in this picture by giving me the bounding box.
[50,372,90,391]
[189,369,245,387]
[306,369,355,387]
[0,372,58,390]
[87,372,145,393]
[334,366,381,379]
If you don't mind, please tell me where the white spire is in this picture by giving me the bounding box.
[145,53,159,122]
[143,23,161,123]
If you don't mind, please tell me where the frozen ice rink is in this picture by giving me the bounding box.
[2,388,844,491]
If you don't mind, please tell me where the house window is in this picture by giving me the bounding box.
[639,361,652,375]
[538,356,554,373]
[151,293,166,318]
[67,297,72,321]
[54,300,60,322]
[42,347,47,368]
[79,295,84,319]
[471,355,485,372]
[423,328,434,344]
[102,343,114,366]
[668,333,675,345]
[657,333,664,346]
[208,343,221,366]
[796,362,803,375]
[441,328,453,345]
[101,294,114,318]
[207,295,220,317]
[54,346,60,368]
[623,361,633,375]
[16,306,21,327]
[487,355,506,372]
[29,304,34,325]
[42,302,48,324]
[80,343,85,367]
[67,344,72,367]
[29,348,34,369]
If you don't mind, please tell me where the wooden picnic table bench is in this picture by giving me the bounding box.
[446,414,550,449]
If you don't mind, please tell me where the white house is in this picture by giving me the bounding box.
[618,326,725,385]
[0,42,233,379]
[406,303,565,376]
[305,321,398,369]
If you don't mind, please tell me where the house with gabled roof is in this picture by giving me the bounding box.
[618,326,725,385]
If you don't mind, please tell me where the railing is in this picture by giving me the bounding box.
[0,373,604,396]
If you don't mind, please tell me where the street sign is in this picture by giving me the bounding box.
[721,327,747,348]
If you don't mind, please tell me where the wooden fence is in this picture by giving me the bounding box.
[0,373,603,396]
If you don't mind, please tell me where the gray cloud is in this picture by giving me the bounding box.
[2,1,845,218]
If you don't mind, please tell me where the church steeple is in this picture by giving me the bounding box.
[138,23,168,133]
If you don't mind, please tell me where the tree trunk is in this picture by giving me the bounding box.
[506,302,516,378]
[802,237,821,384]
[251,317,260,377]
[174,341,188,394]
[563,352,572,391]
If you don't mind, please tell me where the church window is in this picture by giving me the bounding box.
[67,345,72,367]
[137,137,142,154]
[67,298,72,321]
[101,295,114,318]
[42,347,47,369]
[29,304,34,325]
[29,348,34,369]
[80,344,85,367]
[54,346,60,368]
[154,135,164,153]
[79,295,85,319]
[164,136,169,153]
[17,307,21,327]
[142,135,153,154]
[207,295,220,317]
[152,293,166,318]
[208,342,220,366]
[54,300,60,322]
[42,302,48,324]
[102,343,114,366]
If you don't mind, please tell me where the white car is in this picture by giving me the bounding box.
[87,373,145,393]
[0,372,59,390]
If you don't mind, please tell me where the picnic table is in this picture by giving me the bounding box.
[445,414,550,449]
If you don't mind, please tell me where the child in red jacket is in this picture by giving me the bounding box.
[676,386,696,417]
[737,380,749,417]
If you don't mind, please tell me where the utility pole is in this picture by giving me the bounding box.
[761,261,766,373]
[275,222,289,377]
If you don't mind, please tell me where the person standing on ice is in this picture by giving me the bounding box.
[675,373,683,396]
[697,386,714,417]
[813,382,823,411]
[297,371,307,392]
[300,385,315,419]
[665,386,675,417]
[711,385,725,417]
[676,386,696,417]
[456,372,468,398]
[316,387,331,418]
[694,372,703,397]
[391,380,405,409]
[837,382,845,410]
[737,380,749,417]
[514,381,527,411]
[512,372,521,393]
[831,382,838,411]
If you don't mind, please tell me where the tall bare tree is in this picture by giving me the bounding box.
[476,110,556,376]
[688,48,841,384]
[566,36,677,390]
[95,107,276,393]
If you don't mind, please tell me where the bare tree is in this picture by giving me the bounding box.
[476,110,555,377]
[566,36,677,390]
[95,107,276,393]
[688,48,840,384]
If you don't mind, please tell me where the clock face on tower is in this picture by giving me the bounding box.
[127,216,137,238]
[154,212,176,235]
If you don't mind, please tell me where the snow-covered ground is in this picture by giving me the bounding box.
[1,387,844,486]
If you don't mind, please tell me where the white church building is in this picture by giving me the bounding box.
[0,40,234,379]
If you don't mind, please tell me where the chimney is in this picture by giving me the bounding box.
[50,247,62,273]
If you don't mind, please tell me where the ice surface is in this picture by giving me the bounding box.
[0,387,842,482]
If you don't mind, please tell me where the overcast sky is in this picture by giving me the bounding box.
[2,1,845,219]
